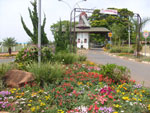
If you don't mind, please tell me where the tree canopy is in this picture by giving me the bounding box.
[21,0,48,45]
[89,8,134,45]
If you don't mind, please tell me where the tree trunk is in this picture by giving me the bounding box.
[8,47,11,55]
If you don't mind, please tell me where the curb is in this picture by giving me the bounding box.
[104,52,150,65]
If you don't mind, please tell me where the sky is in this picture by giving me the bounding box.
[0,0,150,43]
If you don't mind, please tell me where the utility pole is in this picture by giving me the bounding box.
[38,0,41,65]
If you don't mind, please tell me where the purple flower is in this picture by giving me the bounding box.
[99,107,114,113]
[0,91,11,97]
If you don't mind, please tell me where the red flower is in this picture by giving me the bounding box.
[88,105,93,111]
[94,104,99,111]
[108,95,113,99]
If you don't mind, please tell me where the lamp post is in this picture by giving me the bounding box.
[38,0,41,66]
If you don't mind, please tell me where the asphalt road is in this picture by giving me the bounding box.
[0,58,15,63]
[86,48,150,87]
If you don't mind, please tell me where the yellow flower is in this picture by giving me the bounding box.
[122,96,130,101]
[77,82,83,85]
[148,104,150,111]
[29,100,32,103]
[113,112,118,113]
[113,104,122,108]
[31,92,37,97]
[132,98,137,101]
[142,90,145,93]
[11,91,14,94]
[38,90,44,93]
[122,92,125,95]
[45,95,50,100]
[28,104,32,107]
[138,99,142,101]
[123,87,127,90]
[40,102,46,106]
[36,106,40,110]
[116,90,120,93]
[58,109,64,113]
[31,107,36,112]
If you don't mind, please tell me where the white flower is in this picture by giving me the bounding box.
[20,101,25,104]
[130,102,133,106]
[121,110,124,112]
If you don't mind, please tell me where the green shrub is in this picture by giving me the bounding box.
[78,55,87,62]
[100,64,131,82]
[105,44,112,49]
[0,63,13,90]
[15,46,53,64]
[54,52,78,64]
[109,46,134,53]
[26,62,65,86]
[109,47,121,53]
[132,44,142,52]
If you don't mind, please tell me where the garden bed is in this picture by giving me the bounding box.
[0,62,150,113]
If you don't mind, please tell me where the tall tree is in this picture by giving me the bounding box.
[54,20,70,52]
[21,0,48,45]
[3,37,16,55]
[89,8,134,44]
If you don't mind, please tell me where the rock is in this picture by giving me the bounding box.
[4,69,34,87]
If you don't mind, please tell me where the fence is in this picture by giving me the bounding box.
[0,44,27,53]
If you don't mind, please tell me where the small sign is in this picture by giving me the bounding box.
[100,9,118,15]
[143,31,149,38]
[108,32,112,37]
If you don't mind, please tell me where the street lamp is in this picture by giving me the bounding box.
[38,0,41,66]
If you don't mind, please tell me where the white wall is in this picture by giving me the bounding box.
[77,33,89,49]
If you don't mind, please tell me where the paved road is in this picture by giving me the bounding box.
[86,48,150,87]
[0,58,15,63]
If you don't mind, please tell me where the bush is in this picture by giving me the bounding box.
[100,64,131,82]
[0,63,14,90]
[54,52,78,64]
[109,46,134,53]
[109,47,121,53]
[132,44,142,52]
[105,44,112,49]
[78,55,87,62]
[15,46,53,64]
[26,62,65,86]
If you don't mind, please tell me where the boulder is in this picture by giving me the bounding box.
[4,69,34,87]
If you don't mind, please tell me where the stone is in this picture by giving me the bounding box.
[4,69,34,87]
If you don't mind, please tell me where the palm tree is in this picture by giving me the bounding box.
[3,37,16,55]
[132,17,150,56]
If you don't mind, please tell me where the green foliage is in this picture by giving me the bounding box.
[3,37,17,55]
[53,20,70,52]
[132,44,142,52]
[54,52,78,64]
[26,62,65,86]
[0,63,13,90]
[15,46,53,67]
[78,55,87,62]
[21,0,48,45]
[105,43,112,49]
[109,46,134,53]
[100,64,131,82]
[89,8,134,44]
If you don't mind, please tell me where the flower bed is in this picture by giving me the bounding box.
[0,63,150,113]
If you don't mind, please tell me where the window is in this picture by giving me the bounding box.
[84,39,87,43]
[78,39,80,43]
